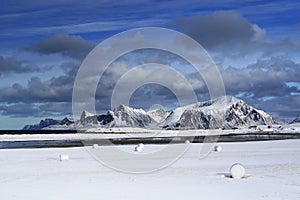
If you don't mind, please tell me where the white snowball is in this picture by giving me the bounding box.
[214,146,222,152]
[138,143,144,148]
[230,163,245,179]
[59,154,69,161]
[185,140,190,144]
[92,144,99,149]
[135,146,143,152]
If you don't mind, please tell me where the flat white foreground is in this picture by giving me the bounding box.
[1,140,300,200]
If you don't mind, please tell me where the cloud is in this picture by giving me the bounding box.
[1,51,299,119]
[0,102,73,118]
[29,76,73,102]
[0,55,40,75]
[172,11,300,67]
[0,59,99,106]
[25,34,95,59]
[0,57,299,120]
[0,75,74,103]
[39,102,72,116]
[0,103,40,118]
[33,19,168,36]
[221,57,300,98]
[243,94,300,121]
[173,11,266,49]
[1,24,299,120]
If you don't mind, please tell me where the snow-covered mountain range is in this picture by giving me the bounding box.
[23,96,276,130]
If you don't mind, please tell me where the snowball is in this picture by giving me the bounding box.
[92,144,99,149]
[134,143,145,152]
[135,146,143,152]
[185,140,190,144]
[59,154,69,161]
[230,163,245,179]
[138,143,144,148]
[214,146,222,152]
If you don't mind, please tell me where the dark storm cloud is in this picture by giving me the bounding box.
[25,34,95,59]
[173,11,265,49]
[0,55,40,75]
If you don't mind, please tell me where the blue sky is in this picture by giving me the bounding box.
[0,0,300,129]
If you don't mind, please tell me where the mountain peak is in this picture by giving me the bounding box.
[115,104,129,111]
[80,110,94,121]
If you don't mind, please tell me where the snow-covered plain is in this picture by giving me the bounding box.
[0,129,231,141]
[2,123,300,142]
[1,139,300,199]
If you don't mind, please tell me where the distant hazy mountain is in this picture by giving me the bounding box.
[290,116,300,124]
[23,118,74,130]
[23,118,60,130]
[23,96,275,130]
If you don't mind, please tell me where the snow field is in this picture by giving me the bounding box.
[0,139,300,199]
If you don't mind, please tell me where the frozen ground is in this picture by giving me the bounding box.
[0,129,231,141]
[1,124,300,142]
[0,139,300,199]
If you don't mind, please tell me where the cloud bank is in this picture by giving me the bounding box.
[0,56,40,75]
[0,11,299,122]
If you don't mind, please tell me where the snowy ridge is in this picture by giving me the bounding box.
[80,110,94,121]
[107,104,154,128]
[147,109,170,123]
[23,96,276,130]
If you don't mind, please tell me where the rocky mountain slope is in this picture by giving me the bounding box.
[163,96,275,129]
